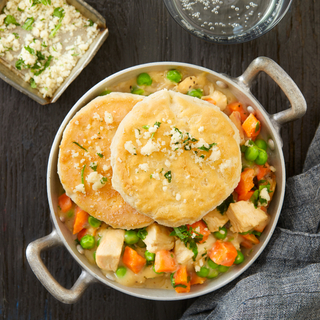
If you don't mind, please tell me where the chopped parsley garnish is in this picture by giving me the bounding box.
[36,51,45,61]
[4,15,20,26]
[84,19,94,27]
[142,125,150,130]
[97,153,103,158]
[137,227,148,240]
[49,8,65,38]
[72,141,88,152]
[24,45,35,55]
[198,142,217,152]
[100,177,107,184]
[17,7,24,12]
[255,122,260,132]
[81,165,86,184]
[170,225,203,260]
[32,55,53,75]
[31,0,51,6]
[41,42,47,47]
[71,53,79,56]
[217,194,234,215]
[30,78,37,88]
[15,58,30,70]
[52,7,65,18]
[22,17,34,31]
[12,33,19,39]
[200,155,205,159]
[164,171,172,183]
[89,162,97,171]
[154,121,161,128]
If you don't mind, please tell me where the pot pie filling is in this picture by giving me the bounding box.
[57,68,276,293]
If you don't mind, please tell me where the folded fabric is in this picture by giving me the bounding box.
[181,125,320,320]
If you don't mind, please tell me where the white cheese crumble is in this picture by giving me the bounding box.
[124,141,137,155]
[104,111,113,124]
[93,113,102,121]
[208,145,221,162]
[198,126,204,133]
[138,163,149,172]
[163,186,168,192]
[219,159,232,173]
[103,165,110,171]
[86,172,106,191]
[151,173,160,180]
[176,194,181,201]
[73,183,85,194]
[165,160,171,167]
[260,188,270,205]
[140,139,159,156]
[134,129,142,139]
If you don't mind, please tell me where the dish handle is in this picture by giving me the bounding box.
[26,229,97,304]
[237,56,307,132]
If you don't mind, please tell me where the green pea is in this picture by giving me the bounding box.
[131,87,144,95]
[255,149,268,165]
[207,269,219,279]
[245,145,259,161]
[187,88,203,99]
[213,226,228,240]
[99,89,111,96]
[196,266,209,278]
[88,216,101,228]
[80,235,95,249]
[208,259,218,269]
[116,266,127,278]
[166,69,182,83]
[136,238,146,248]
[145,250,155,262]
[137,73,152,86]
[218,265,229,273]
[234,251,245,265]
[255,139,268,151]
[124,230,139,244]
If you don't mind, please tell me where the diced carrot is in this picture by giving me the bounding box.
[189,272,206,286]
[187,220,211,243]
[240,239,253,249]
[256,163,271,181]
[154,250,177,273]
[203,98,216,105]
[227,102,248,122]
[235,168,255,196]
[208,241,238,267]
[77,228,88,241]
[174,265,191,293]
[238,190,254,201]
[122,246,146,274]
[254,213,270,232]
[73,207,89,235]
[58,193,72,213]
[242,113,261,139]
[241,234,260,245]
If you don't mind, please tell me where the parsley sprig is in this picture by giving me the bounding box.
[198,142,217,152]
[170,225,203,260]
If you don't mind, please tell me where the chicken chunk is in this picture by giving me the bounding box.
[208,90,228,111]
[226,201,269,233]
[144,223,174,253]
[229,111,245,145]
[177,75,206,94]
[203,208,229,233]
[96,228,125,272]
[174,239,194,265]
[193,234,216,271]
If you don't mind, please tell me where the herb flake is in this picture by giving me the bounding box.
[72,141,88,152]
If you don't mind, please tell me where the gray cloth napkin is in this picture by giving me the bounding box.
[181,125,320,320]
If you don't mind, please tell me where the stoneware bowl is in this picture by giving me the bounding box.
[26,57,306,303]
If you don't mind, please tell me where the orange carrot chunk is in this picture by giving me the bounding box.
[227,102,248,122]
[77,228,88,241]
[173,265,191,293]
[73,207,89,234]
[256,163,271,181]
[154,250,177,273]
[209,241,238,267]
[235,168,255,196]
[241,234,260,245]
[242,113,261,139]
[122,246,146,274]
[238,190,254,201]
[58,193,72,213]
[187,220,211,243]
[241,239,253,249]
[189,272,206,286]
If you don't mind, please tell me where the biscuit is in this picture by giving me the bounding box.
[111,90,241,227]
[58,93,153,229]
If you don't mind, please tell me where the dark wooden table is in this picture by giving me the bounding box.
[1,0,319,319]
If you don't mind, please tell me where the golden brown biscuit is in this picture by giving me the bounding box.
[58,93,153,229]
[111,90,241,227]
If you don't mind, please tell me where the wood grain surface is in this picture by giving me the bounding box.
[0,0,319,319]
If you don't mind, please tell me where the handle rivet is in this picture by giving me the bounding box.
[247,106,255,114]
[268,139,275,150]
[216,81,228,89]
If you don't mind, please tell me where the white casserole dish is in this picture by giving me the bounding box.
[26,57,306,303]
